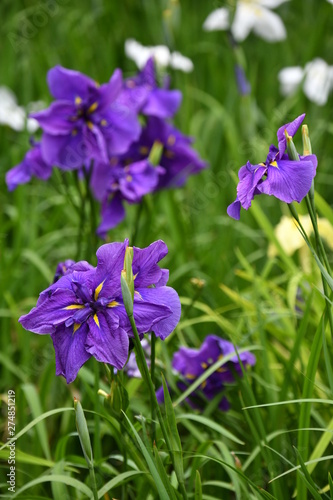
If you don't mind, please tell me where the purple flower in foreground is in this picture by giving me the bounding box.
[117,58,182,119]
[31,66,141,169]
[227,114,318,220]
[19,240,181,384]
[157,335,256,411]
[6,142,52,191]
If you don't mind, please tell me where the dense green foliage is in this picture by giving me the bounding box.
[1,0,333,498]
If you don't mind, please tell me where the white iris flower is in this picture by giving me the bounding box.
[203,0,289,42]
[124,39,194,73]
[278,58,333,106]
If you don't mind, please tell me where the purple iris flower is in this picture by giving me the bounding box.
[31,66,141,169]
[227,114,318,220]
[126,117,207,190]
[157,335,256,411]
[91,158,164,237]
[117,58,182,119]
[6,142,52,191]
[234,64,251,96]
[19,239,181,384]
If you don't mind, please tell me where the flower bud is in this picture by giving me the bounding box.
[74,398,93,466]
[302,124,312,156]
[121,270,134,316]
[284,130,300,162]
[148,140,164,166]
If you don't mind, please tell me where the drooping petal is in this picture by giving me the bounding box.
[51,322,91,384]
[134,287,181,340]
[119,160,159,202]
[258,0,290,7]
[19,287,80,334]
[141,88,182,119]
[203,8,230,31]
[97,195,126,238]
[6,143,51,191]
[30,101,76,135]
[47,65,97,101]
[41,130,86,170]
[86,312,129,369]
[258,158,315,203]
[251,6,287,41]
[132,240,168,288]
[237,162,266,210]
[227,199,242,220]
[303,58,333,106]
[170,52,194,73]
[102,105,141,156]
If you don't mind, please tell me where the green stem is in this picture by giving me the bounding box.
[131,200,144,246]
[129,315,188,499]
[89,464,99,500]
[84,164,98,261]
[94,360,101,461]
[150,333,156,445]
[74,171,86,261]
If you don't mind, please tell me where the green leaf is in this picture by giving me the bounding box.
[162,373,185,486]
[195,470,202,500]
[329,472,333,500]
[153,444,178,500]
[122,411,170,500]
[21,383,51,461]
[176,413,244,445]
[10,475,92,499]
[97,470,146,498]
[293,446,323,500]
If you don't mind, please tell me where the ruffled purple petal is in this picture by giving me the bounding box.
[6,144,52,191]
[258,158,315,203]
[227,199,241,220]
[51,322,91,384]
[134,287,181,339]
[19,288,80,334]
[102,105,141,156]
[41,131,86,170]
[86,312,128,369]
[132,240,168,288]
[237,162,266,210]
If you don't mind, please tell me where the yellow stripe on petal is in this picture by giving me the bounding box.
[93,314,100,328]
[75,96,82,105]
[107,301,119,308]
[88,102,98,114]
[87,121,94,130]
[186,373,196,380]
[94,280,105,301]
[201,362,208,369]
[270,161,278,168]
[64,304,85,310]
[73,323,81,333]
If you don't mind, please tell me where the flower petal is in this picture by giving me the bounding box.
[31,101,76,135]
[141,88,182,119]
[51,322,91,384]
[277,114,305,158]
[258,158,315,203]
[86,312,129,369]
[132,240,168,288]
[203,8,229,31]
[251,6,287,41]
[97,195,126,238]
[47,65,97,101]
[93,240,128,298]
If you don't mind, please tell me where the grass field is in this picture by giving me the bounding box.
[1,1,333,498]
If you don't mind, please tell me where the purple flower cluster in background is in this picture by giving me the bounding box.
[19,240,181,384]
[155,335,255,411]
[6,60,206,236]
[227,114,318,219]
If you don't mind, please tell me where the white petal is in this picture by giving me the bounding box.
[278,66,304,95]
[150,45,171,67]
[170,51,194,72]
[231,4,258,42]
[251,6,287,41]
[203,8,229,31]
[257,0,290,8]
[0,86,18,109]
[303,58,332,106]
[327,0,333,5]
[27,117,40,133]
[0,106,26,131]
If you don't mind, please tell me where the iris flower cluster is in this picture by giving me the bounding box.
[227,114,318,219]
[6,60,206,236]
[19,240,181,384]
